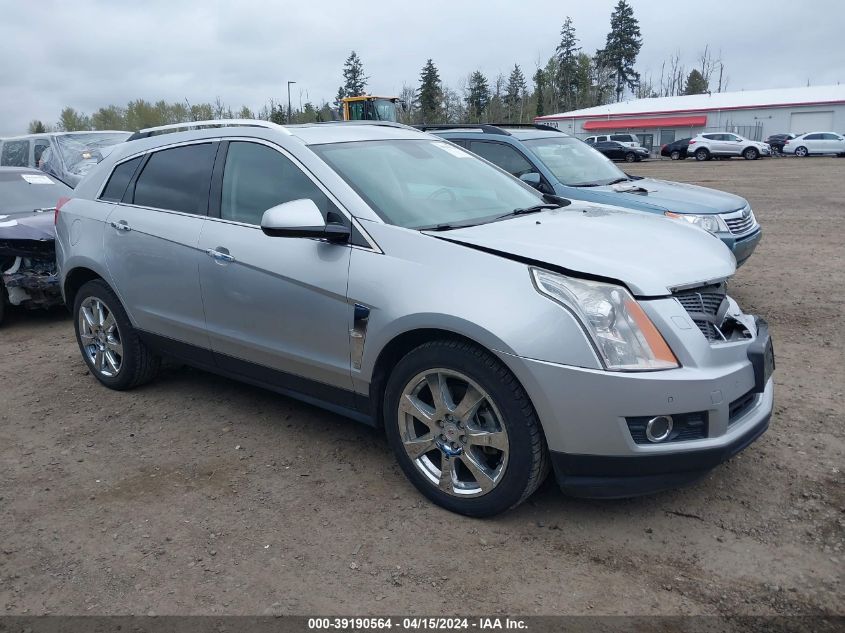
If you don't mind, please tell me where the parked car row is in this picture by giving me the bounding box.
[658,131,845,161]
[1,119,775,517]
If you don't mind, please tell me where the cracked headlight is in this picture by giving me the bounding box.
[531,268,679,371]
[664,211,727,234]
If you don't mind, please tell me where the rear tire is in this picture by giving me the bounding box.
[670,150,681,160]
[383,339,549,517]
[795,146,808,157]
[694,148,710,161]
[73,279,160,390]
[743,147,759,160]
[0,283,6,327]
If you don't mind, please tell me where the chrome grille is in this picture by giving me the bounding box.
[674,284,728,341]
[721,207,756,235]
[673,284,754,343]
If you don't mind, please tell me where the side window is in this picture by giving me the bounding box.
[132,143,217,214]
[821,133,839,140]
[100,156,143,202]
[804,133,822,140]
[1,140,30,167]
[220,141,332,226]
[34,140,50,165]
[468,141,535,178]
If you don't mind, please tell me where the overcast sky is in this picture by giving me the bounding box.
[2,0,844,135]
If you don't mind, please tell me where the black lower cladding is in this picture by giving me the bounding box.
[137,331,374,425]
[551,411,770,498]
[747,317,775,393]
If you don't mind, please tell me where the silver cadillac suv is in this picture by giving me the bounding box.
[55,120,774,517]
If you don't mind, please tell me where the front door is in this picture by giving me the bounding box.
[197,140,354,405]
[103,142,217,349]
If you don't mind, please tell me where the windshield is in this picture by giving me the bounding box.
[372,99,398,122]
[54,132,130,176]
[311,139,544,229]
[0,171,72,214]
[523,137,627,186]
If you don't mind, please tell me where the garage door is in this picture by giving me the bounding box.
[790,110,834,134]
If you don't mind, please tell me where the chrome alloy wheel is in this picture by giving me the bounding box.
[397,369,509,497]
[78,297,123,378]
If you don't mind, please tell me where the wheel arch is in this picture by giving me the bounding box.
[63,266,104,310]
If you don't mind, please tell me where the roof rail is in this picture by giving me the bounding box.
[489,122,565,133]
[315,120,418,131]
[413,124,511,136]
[127,119,290,141]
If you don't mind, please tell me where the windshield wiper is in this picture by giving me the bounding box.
[496,203,561,220]
[569,182,601,187]
[418,222,480,232]
[606,177,631,185]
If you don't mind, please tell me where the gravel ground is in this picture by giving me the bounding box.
[0,156,842,617]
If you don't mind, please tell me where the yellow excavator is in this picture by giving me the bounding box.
[339,96,403,122]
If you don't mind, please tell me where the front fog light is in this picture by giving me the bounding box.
[531,268,679,371]
[646,415,674,442]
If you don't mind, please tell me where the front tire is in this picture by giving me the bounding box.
[694,148,710,161]
[624,152,636,163]
[73,279,160,390]
[743,147,759,160]
[795,146,808,157]
[383,339,549,517]
[670,150,681,160]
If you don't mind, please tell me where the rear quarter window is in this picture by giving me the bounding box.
[100,156,143,202]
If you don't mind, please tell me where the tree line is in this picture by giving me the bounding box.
[29,1,728,134]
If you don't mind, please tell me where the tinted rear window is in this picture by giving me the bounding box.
[100,157,142,202]
[132,144,216,214]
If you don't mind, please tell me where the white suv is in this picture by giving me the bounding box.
[687,133,770,161]
[584,134,641,148]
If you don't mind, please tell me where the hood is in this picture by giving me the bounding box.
[0,212,56,258]
[435,203,735,296]
[587,178,747,215]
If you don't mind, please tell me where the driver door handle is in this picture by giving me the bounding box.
[206,248,235,263]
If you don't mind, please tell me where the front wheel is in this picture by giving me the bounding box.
[383,340,549,517]
[73,279,161,390]
[743,147,759,160]
[624,152,636,163]
[794,146,808,157]
[670,150,681,160]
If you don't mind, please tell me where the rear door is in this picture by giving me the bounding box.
[103,142,217,351]
[197,140,354,402]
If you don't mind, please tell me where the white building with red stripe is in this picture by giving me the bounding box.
[535,84,845,153]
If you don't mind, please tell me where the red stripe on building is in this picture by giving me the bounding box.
[583,116,707,130]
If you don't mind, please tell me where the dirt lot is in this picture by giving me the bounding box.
[0,157,843,617]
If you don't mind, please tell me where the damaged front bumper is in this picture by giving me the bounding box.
[0,212,63,312]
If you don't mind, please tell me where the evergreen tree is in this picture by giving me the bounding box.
[533,68,546,117]
[573,53,594,108]
[28,120,48,134]
[597,0,642,102]
[683,69,709,95]
[337,51,369,99]
[555,16,580,111]
[505,64,527,123]
[465,71,491,122]
[417,59,443,123]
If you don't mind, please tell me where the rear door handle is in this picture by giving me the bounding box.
[206,248,235,263]
[110,220,131,232]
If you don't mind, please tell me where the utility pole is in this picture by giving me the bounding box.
[287,81,297,123]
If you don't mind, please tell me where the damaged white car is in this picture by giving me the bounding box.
[0,168,69,324]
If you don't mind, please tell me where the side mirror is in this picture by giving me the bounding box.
[519,172,542,188]
[260,199,350,243]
